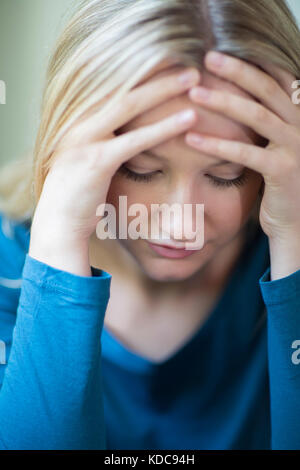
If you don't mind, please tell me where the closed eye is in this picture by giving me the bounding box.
[205,172,249,188]
[118,165,160,182]
[118,165,249,188]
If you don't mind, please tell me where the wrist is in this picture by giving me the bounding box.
[268,233,300,281]
[29,231,91,277]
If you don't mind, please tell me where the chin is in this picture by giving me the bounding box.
[137,258,205,283]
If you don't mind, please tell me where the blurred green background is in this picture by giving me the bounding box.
[0,0,74,165]
[0,0,299,166]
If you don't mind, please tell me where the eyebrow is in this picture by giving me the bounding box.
[145,151,236,168]
[206,160,235,167]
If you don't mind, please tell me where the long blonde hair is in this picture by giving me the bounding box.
[0,0,299,223]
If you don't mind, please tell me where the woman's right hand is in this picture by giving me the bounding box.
[29,67,201,275]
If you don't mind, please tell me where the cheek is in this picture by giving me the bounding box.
[205,178,262,236]
[106,176,154,223]
[107,176,136,205]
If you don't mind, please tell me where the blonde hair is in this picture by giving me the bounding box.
[0,0,299,223]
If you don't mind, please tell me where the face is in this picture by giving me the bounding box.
[105,65,264,282]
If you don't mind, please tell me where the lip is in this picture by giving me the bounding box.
[147,241,198,259]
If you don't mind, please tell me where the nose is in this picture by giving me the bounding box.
[167,204,201,243]
[153,184,204,244]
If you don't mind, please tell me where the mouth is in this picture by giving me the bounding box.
[146,241,199,259]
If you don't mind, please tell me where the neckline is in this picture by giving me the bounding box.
[101,220,266,374]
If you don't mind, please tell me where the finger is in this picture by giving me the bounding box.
[260,62,297,97]
[61,67,201,147]
[99,108,198,171]
[185,132,275,177]
[188,86,291,145]
[204,51,297,123]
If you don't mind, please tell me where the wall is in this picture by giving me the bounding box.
[0,0,73,164]
[287,0,300,24]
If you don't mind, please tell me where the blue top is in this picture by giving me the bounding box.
[0,211,299,450]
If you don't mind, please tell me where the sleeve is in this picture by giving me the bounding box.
[259,266,300,450]
[0,253,112,450]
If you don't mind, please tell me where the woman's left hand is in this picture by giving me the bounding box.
[185,51,300,280]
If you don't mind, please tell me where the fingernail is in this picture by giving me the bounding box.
[178,110,195,123]
[206,51,225,68]
[187,133,204,145]
[178,69,200,87]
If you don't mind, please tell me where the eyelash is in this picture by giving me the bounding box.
[206,172,248,188]
[118,165,249,189]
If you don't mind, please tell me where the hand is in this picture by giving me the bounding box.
[29,66,201,275]
[185,51,300,279]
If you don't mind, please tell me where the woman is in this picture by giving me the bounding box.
[0,0,299,450]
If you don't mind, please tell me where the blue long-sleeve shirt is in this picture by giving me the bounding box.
[0,211,299,450]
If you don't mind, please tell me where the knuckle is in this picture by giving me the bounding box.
[215,139,225,155]
[238,144,249,162]
[84,144,105,169]
[123,131,137,149]
[253,104,269,123]
[95,146,114,172]
[220,92,232,110]
[239,145,254,163]
[281,155,298,177]
[261,77,278,100]
[124,92,140,115]
[288,124,300,141]
[53,147,79,167]
[229,57,246,78]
